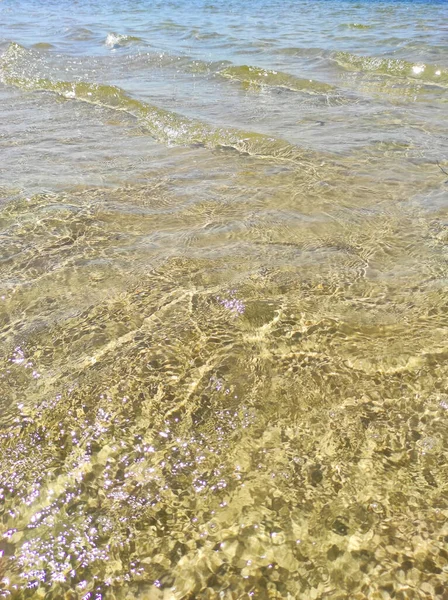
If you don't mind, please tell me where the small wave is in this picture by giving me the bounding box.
[0,44,315,164]
[64,27,96,41]
[333,51,448,86]
[341,23,373,30]
[158,19,189,31]
[32,42,54,50]
[274,47,327,59]
[185,29,230,41]
[218,64,335,94]
[104,32,142,49]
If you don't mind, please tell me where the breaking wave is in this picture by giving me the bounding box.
[104,32,143,49]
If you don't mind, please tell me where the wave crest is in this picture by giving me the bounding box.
[104,32,142,49]
[219,64,335,94]
[333,51,448,86]
[0,43,317,164]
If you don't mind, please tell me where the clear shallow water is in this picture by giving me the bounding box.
[0,1,448,598]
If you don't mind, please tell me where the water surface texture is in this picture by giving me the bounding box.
[1,0,448,598]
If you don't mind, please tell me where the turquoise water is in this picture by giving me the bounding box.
[1,1,448,599]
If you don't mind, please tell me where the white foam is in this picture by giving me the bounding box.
[105,32,127,49]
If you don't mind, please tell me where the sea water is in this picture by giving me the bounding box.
[0,0,447,598]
